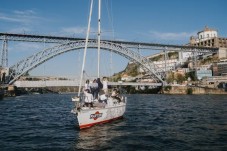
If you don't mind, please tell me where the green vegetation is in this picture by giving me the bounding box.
[149,54,163,61]
[164,85,172,91]
[110,63,139,82]
[185,71,197,81]
[124,86,136,94]
[168,52,178,59]
[186,88,193,94]
[166,72,185,84]
[176,73,185,84]
[166,72,175,84]
[112,73,122,82]
[125,63,138,77]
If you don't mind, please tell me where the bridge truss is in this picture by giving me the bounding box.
[8,40,166,84]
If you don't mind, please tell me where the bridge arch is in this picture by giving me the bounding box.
[8,40,165,84]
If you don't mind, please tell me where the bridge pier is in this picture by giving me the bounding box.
[178,51,183,64]
[1,36,8,67]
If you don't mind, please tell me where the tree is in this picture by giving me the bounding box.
[185,71,197,81]
[175,73,185,84]
[166,72,175,84]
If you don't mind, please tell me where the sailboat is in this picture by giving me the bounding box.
[71,0,127,129]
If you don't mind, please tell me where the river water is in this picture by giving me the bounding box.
[0,94,226,151]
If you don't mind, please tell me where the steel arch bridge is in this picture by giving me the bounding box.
[8,40,165,84]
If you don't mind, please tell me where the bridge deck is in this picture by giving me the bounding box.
[14,80,162,88]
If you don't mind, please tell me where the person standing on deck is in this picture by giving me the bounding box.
[97,78,103,93]
[102,77,108,95]
[84,89,93,108]
[84,79,91,92]
[90,79,99,100]
[97,78,103,91]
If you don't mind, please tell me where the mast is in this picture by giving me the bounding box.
[97,0,101,78]
[78,0,94,97]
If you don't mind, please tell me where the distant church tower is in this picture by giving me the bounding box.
[197,26,218,41]
[189,26,227,59]
[190,26,218,45]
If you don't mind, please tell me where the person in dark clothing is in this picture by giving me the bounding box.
[90,79,99,100]
[97,78,103,90]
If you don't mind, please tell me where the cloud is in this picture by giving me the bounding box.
[0,9,41,24]
[9,42,56,53]
[148,31,196,41]
[7,27,32,33]
[59,26,114,39]
[9,43,42,52]
[59,26,99,38]
[61,27,87,34]
[13,10,36,15]
[0,15,23,23]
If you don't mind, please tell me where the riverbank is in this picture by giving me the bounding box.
[163,85,227,95]
[1,85,227,99]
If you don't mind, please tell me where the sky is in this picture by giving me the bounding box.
[0,0,227,77]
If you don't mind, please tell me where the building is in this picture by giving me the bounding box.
[217,61,227,76]
[121,73,135,82]
[139,59,179,73]
[189,26,227,58]
[153,59,178,71]
[175,68,190,75]
[190,26,218,43]
[202,76,227,85]
[212,60,227,76]
[196,69,212,80]
[212,62,219,76]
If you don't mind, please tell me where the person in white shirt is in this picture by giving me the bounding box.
[84,79,90,92]
[84,89,93,108]
[99,90,107,104]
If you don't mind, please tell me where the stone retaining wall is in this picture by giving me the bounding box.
[164,86,227,94]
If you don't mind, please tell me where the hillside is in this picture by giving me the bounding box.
[110,52,178,81]
[111,63,139,82]
[110,51,219,82]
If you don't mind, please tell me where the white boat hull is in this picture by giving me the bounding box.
[78,103,126,129]
[72,97,127,129]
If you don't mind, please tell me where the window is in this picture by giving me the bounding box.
[207,34,209,38]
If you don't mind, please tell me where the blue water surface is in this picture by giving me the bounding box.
[0,94,227,151]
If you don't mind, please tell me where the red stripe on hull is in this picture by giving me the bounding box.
[79,116,123,129]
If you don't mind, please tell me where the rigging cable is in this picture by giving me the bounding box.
[105,0,115,80]
[78,0,94,97]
